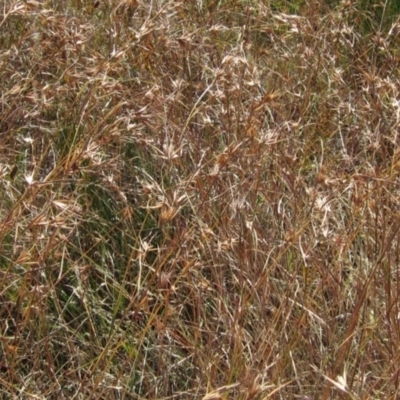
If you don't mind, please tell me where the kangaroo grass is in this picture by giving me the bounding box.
[1,0,400,398]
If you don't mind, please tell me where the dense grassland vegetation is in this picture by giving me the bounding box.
[1,0,400,398]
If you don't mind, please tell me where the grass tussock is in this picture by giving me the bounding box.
[1,0,400,398]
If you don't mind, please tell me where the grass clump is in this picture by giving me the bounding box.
[1,0,400,398]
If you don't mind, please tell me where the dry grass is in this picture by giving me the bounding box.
[1,0,400,399]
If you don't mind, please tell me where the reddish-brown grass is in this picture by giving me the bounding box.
[1,0,400,398]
